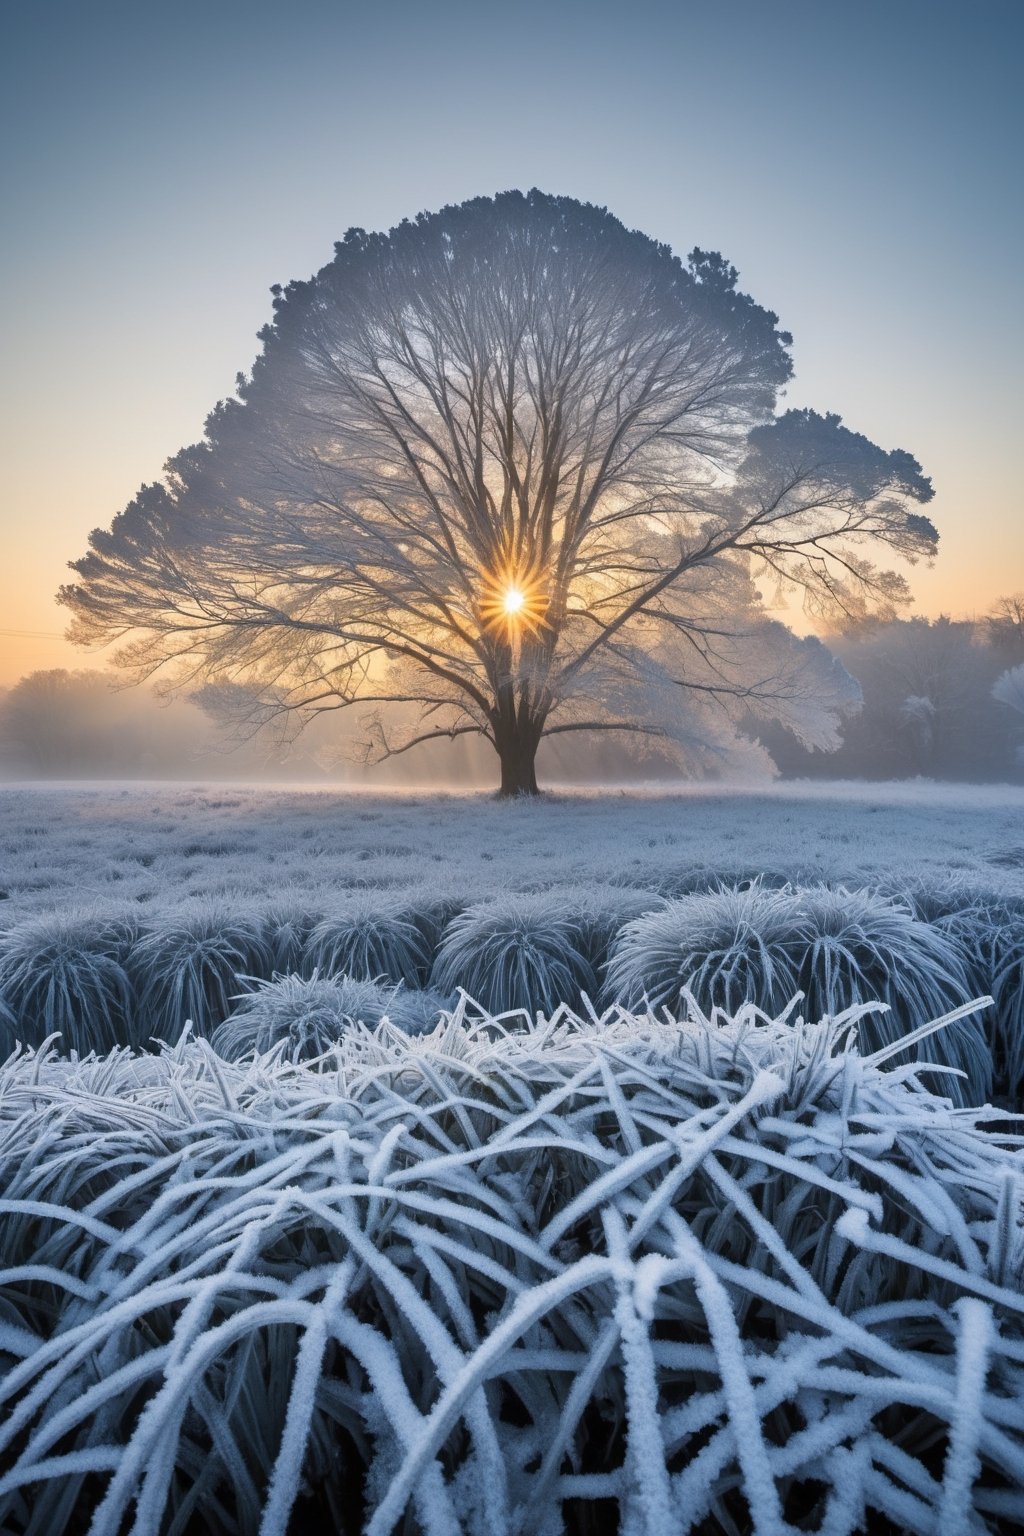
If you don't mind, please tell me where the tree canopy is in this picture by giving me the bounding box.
[61,190,937,794]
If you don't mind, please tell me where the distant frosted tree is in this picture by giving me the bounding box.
[985,594,1024,661]
[61,191,937,794]
[992,665,1024,782]
[760,616,1022,782]
[898,693,937,769]
[0,671,132,775]
[0,669,332,780]
[993,664,1024,717]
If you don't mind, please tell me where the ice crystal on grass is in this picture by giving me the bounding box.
[0,994,1020,1536]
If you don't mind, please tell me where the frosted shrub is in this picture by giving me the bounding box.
[260,901,323,973]
[213,972,402,1061]
[430,894,597,1014]
[794,883,988,1098]
[605,882,803,1015]
[940,899,1024,1105]
[0,995,1020,1535]
[303,894,433,986]
[606,882,988,1102]
[128,901,273,1041]
[0,909,136,1052]
[881,871,985,923]
[548,881,659,968]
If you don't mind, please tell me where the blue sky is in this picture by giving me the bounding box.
[1,0,1021,681]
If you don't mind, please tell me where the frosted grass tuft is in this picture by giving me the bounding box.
[212,971,398,1061]
[127,901,272,1041]
[430,894,597,1015]
[0,908,136,1053]
[212,971,449,1061]
[259,900,323,973]
[940,898,1024,1105]
[303,894,433,986]
[794,883,988,1096]
[605,881,989,1102]
[604,881,804,1015]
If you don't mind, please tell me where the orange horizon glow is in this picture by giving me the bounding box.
[1,561,1019,692]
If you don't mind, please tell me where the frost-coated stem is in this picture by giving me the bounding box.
[939,1298,993,1536]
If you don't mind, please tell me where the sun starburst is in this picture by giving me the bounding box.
[478,562,549,639]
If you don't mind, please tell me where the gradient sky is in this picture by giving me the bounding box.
[1,0,1021,686]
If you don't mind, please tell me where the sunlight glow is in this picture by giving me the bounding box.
[477,563,550,641]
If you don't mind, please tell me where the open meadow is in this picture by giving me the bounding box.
[3,778,1023,920]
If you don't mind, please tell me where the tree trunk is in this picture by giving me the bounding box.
[495,732,541,797]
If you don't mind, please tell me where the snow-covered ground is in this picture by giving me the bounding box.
[2,778,1023,921]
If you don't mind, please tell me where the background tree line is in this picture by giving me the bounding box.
[754,596,1024,782]
[3,595,1022,782]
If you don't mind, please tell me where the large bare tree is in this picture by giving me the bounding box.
[61,191,937,794]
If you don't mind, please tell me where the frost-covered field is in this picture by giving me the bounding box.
[2,780,1024,1535]
[2,779,1023,919]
